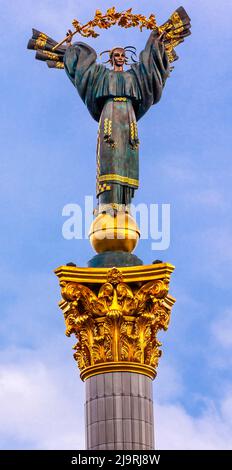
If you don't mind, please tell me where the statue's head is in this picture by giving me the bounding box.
[100,46,137,71]
[110,47,126,70]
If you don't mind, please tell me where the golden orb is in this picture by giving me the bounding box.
[89,212,140,253]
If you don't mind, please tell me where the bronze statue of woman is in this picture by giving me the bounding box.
[63,31,169,210]
[28,7,191,216]
[27,7,191,264]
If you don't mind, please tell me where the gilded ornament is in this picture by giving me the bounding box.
[57,265,175,381]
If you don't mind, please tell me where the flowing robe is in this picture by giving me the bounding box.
[64,31,169,207]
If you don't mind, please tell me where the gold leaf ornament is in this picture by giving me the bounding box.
[106,7,116,16]
[72,7,158,38]
[59,277,174,378]
[95,9,103,18]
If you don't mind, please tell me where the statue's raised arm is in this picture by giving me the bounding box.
[129,30,170,121]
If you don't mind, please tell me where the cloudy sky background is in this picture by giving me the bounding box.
[1,0,232,449]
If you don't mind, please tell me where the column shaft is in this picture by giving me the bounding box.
[85,372,154,450]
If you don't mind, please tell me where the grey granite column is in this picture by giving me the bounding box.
[85,372,154,450]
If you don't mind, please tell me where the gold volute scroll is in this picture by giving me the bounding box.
[55,264,175,381]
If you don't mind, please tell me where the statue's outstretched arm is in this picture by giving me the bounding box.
[27,28,98,76]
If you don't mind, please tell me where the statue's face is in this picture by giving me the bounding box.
[112,48,126,68]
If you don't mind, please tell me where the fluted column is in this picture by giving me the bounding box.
[85,372,154,450]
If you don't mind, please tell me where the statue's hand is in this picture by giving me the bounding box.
[66,29,73,47]
[158,30,167,42]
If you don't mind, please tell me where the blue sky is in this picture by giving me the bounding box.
[0,0,232,449]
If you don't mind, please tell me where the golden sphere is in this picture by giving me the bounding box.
[89,212,140,253]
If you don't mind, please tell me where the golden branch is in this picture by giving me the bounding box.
[52,7,158,51]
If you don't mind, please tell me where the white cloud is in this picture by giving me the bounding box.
[0,351,85,450]
[152,338,230,449]
[155,396,232,450]
[154,362,184,402]
[221,393,232,426]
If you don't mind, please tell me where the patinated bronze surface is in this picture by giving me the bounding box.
[27,7,191,210]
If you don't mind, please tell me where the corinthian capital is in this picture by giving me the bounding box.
[55,263,175,380]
